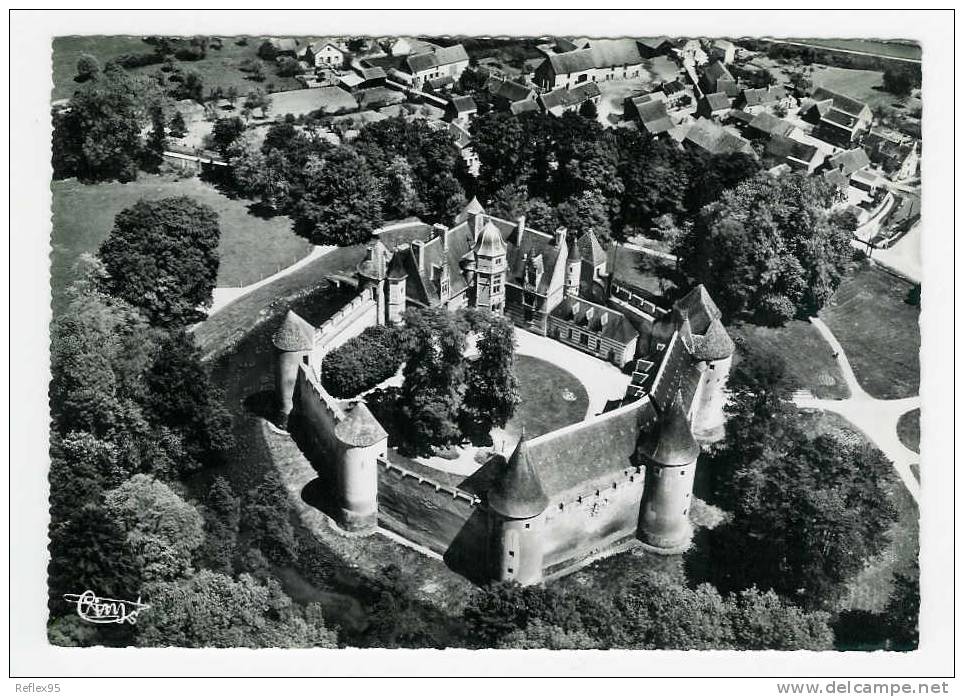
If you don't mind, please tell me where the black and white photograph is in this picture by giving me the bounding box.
[7,7,957,688]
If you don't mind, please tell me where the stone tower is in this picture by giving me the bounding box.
[385,249,408,325]
[271,310,316,429]
[473,220,508,314]
[565,232,582,298]
[638,391,700,553]
[356,242,388,325]
[486,429,549,585]
[332,401,388,534]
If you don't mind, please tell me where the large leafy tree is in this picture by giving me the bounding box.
[241,470,298,565]
[460,311,520,444]
[136,571,338,648]
[676,172,852,322]
[52,64,164,182]
[98,196,221,326]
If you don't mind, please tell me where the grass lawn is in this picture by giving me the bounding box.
[729,320,850,400]
[612,246,679,296]
[897,408,920,454]
[52,35,304,102]
[502,355,589,441]
[810,65,911,112]
[819,263,920,400]
[266,87,358,119]
[51,174,311,316]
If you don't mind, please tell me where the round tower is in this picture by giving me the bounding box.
[385,248,408,325]
[356,242,388,325]
[333,401,388,534]
[271,310,316,429]
[638,391,700,553]
[565,233,582,298]
[689,318,735,442]
[486,429,549,585]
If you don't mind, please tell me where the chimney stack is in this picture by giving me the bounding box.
[554,226,567,247]
[412,239,424,271]
[515,215,526,245]
[433,223,448,253]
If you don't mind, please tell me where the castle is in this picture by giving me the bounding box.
[270,198,734,585]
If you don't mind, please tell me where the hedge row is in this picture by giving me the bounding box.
[320,325,404,398]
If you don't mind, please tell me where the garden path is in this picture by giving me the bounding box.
[793,317,921,503]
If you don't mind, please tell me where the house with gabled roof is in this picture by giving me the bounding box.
[734,85,791,115]
[696,91,732,119]
[534,38,650,90]
[803,87,874,146]
[699,61,738,98]
[765,134,825,173]
[538,82,601,116]
[394,43,470,90]
[683,117,756,157]
[746,111,797,139]
[485,75,539,113]
[305,39,350,69]
[629,96,674,136]
[710,39,736,64]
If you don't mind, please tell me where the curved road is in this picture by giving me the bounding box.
[793,317,920,502]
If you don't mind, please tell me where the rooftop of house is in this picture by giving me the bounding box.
[545,37,651,75]
[550,296,640,344]
[740,85,787,108]
[486,76,536,103]
[511,100,541,116]
[674,284,723,335]
[810,86,871,118]
[702,60,734,85]
[632,97,673,133]
[749,111,795,137]
[540,81,601,110]
[405,43,469,74]
[701,91,732,112]
[684,118,754,156]
[766,133,820,164]
[828,147,871,175]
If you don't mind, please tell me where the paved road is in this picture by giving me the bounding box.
[793,317,920,502]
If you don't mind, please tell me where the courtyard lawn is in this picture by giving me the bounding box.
[51,174,311,316]
[819,263,920,400]
[729,320,850,400]
[52,35,304,102]
[266,87,358,119]
[897,408,920,454]
[502,355,589,441]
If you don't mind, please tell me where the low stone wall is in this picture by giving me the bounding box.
[294,363,345,463]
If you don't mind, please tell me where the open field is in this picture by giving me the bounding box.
[810,65,911,112]
[786,38,921,62]
[897,408,920,454]
[819,263,920,400]
[729,320,850,400]
[266,87,358,119]
[52,35,304,101]
[51,174,311,316]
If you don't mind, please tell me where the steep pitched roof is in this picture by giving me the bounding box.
[685,317,735,361]
[748,111,795,137]
[386,248,409,280]
[547,48,597,75]
[577,230,608,267]
[272,310,315,351]
[510,99,541,115]
[449,95,478,113]
[766,134,820,165]
[540,81,601,111]
[589,38,646,68]
[811,87,870,118]
[486,429,549,519]
[675,284,722,334]
[550,297,639,344]
[486,76,534,103]
[701,91,731,112]
[683,118,754,157]
[474,221,508,257]
[828,147,871,176]
[334,402,388,447]
[632,97,673,134]
[702,60,734,85]
[637,391,700,467]
[405,43,468,74]
[454,196,485,224]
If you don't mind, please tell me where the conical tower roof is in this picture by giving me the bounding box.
[272,310,315,352]
[334,401,388,447]
[638,391,700,467]
[567,234,583,262]
[691,317,735,361]
[674,284,722,333]
[487,428,549,519]
[474,220,507,257]
[455,196,486,224]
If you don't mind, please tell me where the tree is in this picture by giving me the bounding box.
[381,155,424,220]
[557,189,613,241]
[244,87,272,118]
[320,325,403,398]
[176,69,204,101]
[578,99,598,120]
[676,173,852,321]
[882,67,920,97]
[224,85,239,107]
[98,196,221,326]
[293,148,384,245]
[276,56,303,77]
[143,103,167,172]
[52,65,164,182]
[136,571,338,648]
[211,116,246,157]
[460,312,520,444]
[884,561,920,650]
[198,477,241,574]
[168,110,187,138]
[241,470,298,565]
[75,53,101,82]
[104,474,205,583]
[486,182,529,221]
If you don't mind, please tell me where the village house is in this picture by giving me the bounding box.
[445,95,478,125]
[709,39,736,64]
[395,43,470,91]
[659,79,690,107]
[304,39,350,69]
[538,82,601,116]
[696,92,732,119]
[383,36,434,56]
[683,117,756,157]
[734,85,792,115]
[863,128,920,180]
[803,87,874,147]
[637,36,674,58]
[765,134,825,173]
[261,37,299,58]
[533,38,649,90]
[629,96,674,136]
[699,61,738,97]
[746,112,797,139]
[826,147,872,178]
[485,75,539,113]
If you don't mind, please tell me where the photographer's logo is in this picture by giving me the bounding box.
[63,590,150,625]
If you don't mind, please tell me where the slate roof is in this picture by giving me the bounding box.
[474,221,508,257]
[546,48,597,75]
[486,429,549,519]
[683,118,754,156]
[766,134,820,166]
[540,81,601,111]
[748,112,795,137]
[550,297,639,344]
[386,249,409,280]
[450,95,478,113]
[486,76,535,103]
[632,98,673,134]
[577,230,608,267]
[356,241,389,280]
[637,391,700,467]
[828,147,871,176]
[682,316,735,361]
[701,92,732,112]
[525,399,658,498]
[334,402,388,447]
[454,196,485,224]
[674,284,722,334]
[272,310,315,351]
[811,87,870,118]
[702,60,734,85]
